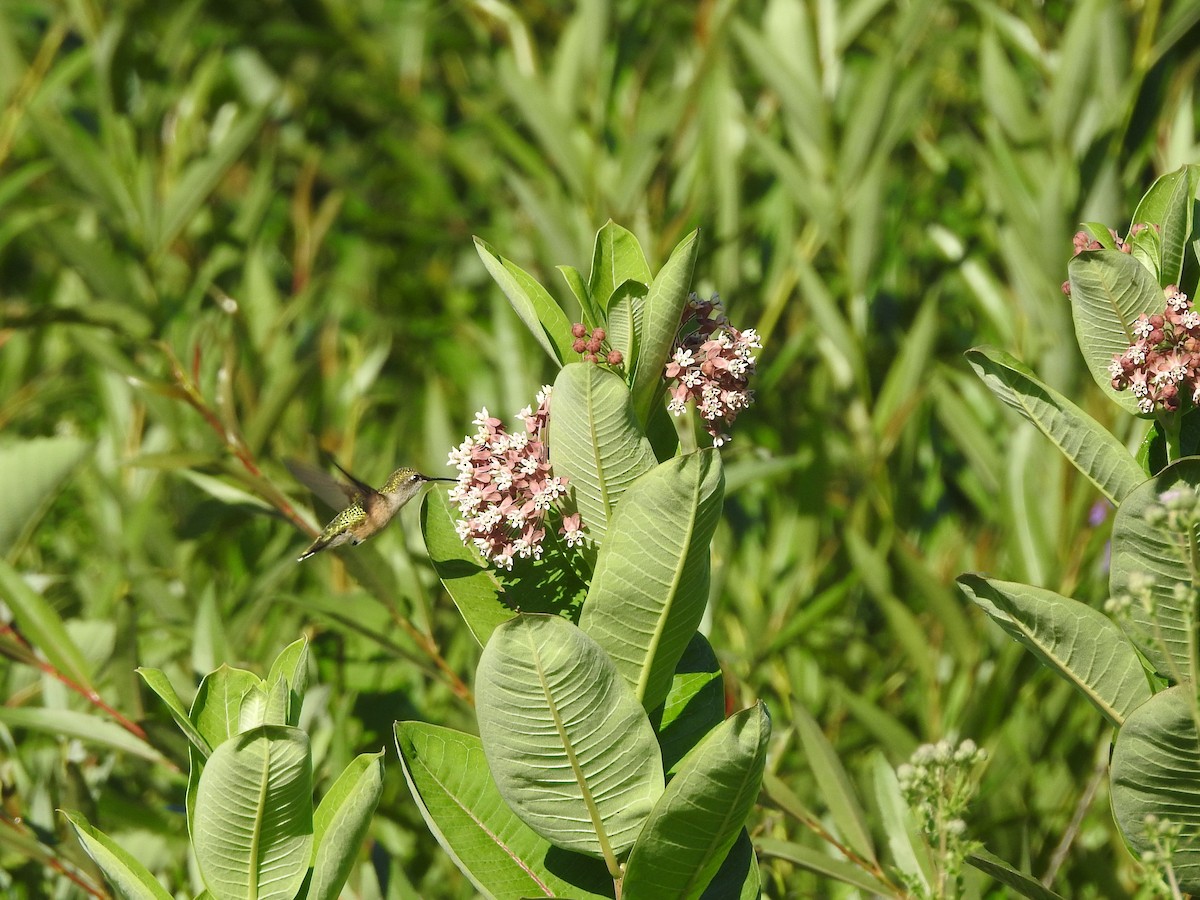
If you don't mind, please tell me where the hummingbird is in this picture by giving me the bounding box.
[288,459,455,562]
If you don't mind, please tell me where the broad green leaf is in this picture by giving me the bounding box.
[0,559,95,695]
[190,665,261,752]
[559,264,603,331]
[395,722,613,900]
[654,631,725,775]
[699,829,761,900]
[588,220,652,312]
[1067,250,1164,413]
[579,450,724,712]
[632,230,700,426]
[605,281,645,374]
[755,838,892,894]
[957,575,1151,727]
[622,703,770,899]
[137,667,211,756]
[1155,165,1198,287]
[310,751,385,900]
[238,676,289,730]
[1111,686,1200,892]
[793,703,876,865]
[0,707,168,765]
[61,811,173,900]
[193,725,314,900]
[550,363,658,545]
[475,615,664,862]
[420,491,586,645]
[965,347,1145,504]
[1128,223,1162,280]
[1081,222,1116,249]
[0,435,89,550]
[475,236,576,365]
[266,637,309,727]
[1109,458,1200,680]
[967,848,1067,900]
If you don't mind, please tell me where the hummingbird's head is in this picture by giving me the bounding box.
[380,467,456,500]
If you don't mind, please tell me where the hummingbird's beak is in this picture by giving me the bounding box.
[426,476,458,483]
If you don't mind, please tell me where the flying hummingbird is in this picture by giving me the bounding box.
[288,459,455,562]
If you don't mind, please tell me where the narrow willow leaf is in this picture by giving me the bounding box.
[1109,458,1200,680]
[190,665,261,752]
[967,849,1067,900]
[550,363,657,545]
[588,220,652,312]
[475,615,664,861]
[579,450,724,712]
[475,236,575,365]
[0,707,168,765]
[957,575,1151,727]
[1111,686,1200,893]
[309,751,385,900]
[193,725,313,900]
[756,838,891,894]
[622,703,770,899]
[654,631,725,775]
[632,230,700,426]
[869,753,931,893]
[793,703,876,865]
[61,811,173,900]
[0,559,95,695]
[0,435,89,549]
[965,346,1145,504]
[395,722,613,900]
[137,667,211,756]
[1067,250,1164,413]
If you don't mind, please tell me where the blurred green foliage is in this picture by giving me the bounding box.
[2,0,1199,896]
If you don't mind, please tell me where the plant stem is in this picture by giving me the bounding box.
[1162,412,1183,465]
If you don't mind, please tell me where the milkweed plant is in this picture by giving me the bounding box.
[400,222,769,899]
[959,164,1200,898]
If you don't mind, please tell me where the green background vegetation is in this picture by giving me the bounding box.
[3,0,1199,896]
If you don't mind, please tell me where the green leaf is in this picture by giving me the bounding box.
[155,102,272,255]
[193,725,314,900]
[137,666,211,756]
[475,236,576,366]
[61,811,173,900]
[793,703,876,865]
[1109,458,1200,680]
[550,363,658,545]
[475,615,664,862]
[1067,250,1164,413]
[559,264,603,332]
[1155,165,1198,288]
[1111,685,1200,893]
[967,848,1067,900]
[622,703,770,899]
[0,559,95,695]
[756,838,892,894]
[699,829,761,900]
[654,631,725,775]
[632,230,700,426]
[869,752,931,893]
[957,575,1152,727]
[0,707,169,765]
[266,637,309,727]
[579,450,724,712]
[0,435,90,550]
[604,281,645,374]
[310,751,385,900]
[395,722,613,899]
[965,347,1145,504]
[190,664,261,752]
[588,220,653,312]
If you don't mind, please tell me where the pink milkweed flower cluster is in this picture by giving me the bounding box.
[446,387,586,570]
[572,322,623,367]
[1109,285,1199,414]
[663,292,761,447]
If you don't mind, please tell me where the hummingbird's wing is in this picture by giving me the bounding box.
[286,458,360,510]
[330,459,377,497]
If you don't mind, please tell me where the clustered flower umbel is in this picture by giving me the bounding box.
[572,323,623,366]
[1108,285,1199,414]
[664,292,761,447]
[447,387,586,570]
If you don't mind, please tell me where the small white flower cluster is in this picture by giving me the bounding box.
[663,292,762,447]
[446,388,584,570]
